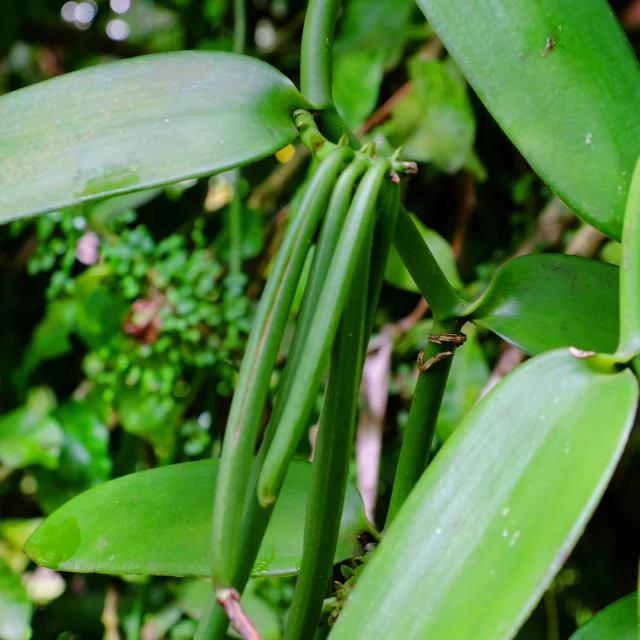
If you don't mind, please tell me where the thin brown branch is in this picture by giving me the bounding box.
[357,295,430,521]
[513,196,574,258]
[357,329,394,524]
[479,343,526,398]
[395,297,429,334]
[356,81,413,136]
[565,224,607,258]
[216,588,263,640]
[356,38,444,138]
[102,584,121,640]
[451,171,477,262]
[622,0,640,27]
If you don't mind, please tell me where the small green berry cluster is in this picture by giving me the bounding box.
[85,219,252,404]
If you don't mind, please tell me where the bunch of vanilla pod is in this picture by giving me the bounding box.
[202,111,416,639]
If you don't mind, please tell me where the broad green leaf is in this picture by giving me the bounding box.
[385,213,462,292]
[330,350,638,640]
[570,592,638,639]
[414,0,640,239]
[467,254,619,356]
[89,188,163,226]
[0,52,308,224]
[25,459,372,578]
[386,56,475,173]
[34,402,111,513]
[0,390,63,470]
[0,558,32,640]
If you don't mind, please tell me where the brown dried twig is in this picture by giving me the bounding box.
[216,588,263,640]
[102,584,121,640]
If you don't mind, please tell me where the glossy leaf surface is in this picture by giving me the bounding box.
[570,592,638,639]
[468,254,619,356]
[330,350,638,640]
[25,459,371,578]
[0,52,308,223]
[415,0,640,239]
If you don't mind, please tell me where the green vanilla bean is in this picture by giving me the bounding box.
[385,318,465,528]
[195,159,373,639]
[366,183,401,339]
[257,159,394,506]
[300,0,341,109]
[263,157,370,453]
[393,205,466,321]
[210,146,353,591]
[616,155,640,359]
[196,158,371,639]
[228,170,243,275]
[283,231,372,640]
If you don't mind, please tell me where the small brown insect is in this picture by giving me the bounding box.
[541,36,555,56]
[417,350,454,372]
[428,332,467,346]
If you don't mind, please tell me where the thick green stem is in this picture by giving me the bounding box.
[317,105,361,147]
[616,155,640,359]
[267,157,369,443]
[232,0,246,55]
[210,147,352,591]
[229,170,243,275]
[257,160,394,506]
[283,230,371,640]
[392,206,466,321]
[300,0,341,109]
[385,319,464,527]
[366,184,400,338]
[227,0,246,276]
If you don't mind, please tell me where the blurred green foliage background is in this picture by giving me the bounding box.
[0,1,639,638]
